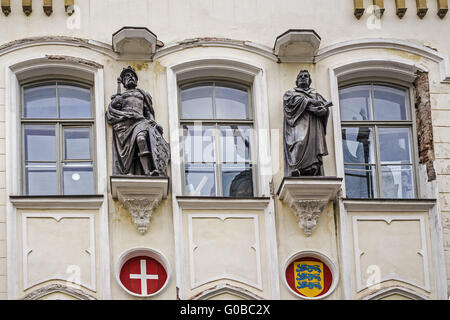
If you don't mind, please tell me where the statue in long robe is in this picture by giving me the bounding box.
[106,66,170,176]
[283,70,331,176]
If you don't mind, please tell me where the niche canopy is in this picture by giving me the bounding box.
[112,27,162,61]
[273,29,321,63]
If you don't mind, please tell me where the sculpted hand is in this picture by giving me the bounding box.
[110,94,123,109]
[156,124,164,135]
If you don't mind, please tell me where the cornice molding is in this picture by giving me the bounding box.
[317,38,450,83]
[0,36,448,83]
[0,36,117,59]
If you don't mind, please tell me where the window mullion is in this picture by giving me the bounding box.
[214,123,223,196]
[374,124,383,198]
[57,122,63,195]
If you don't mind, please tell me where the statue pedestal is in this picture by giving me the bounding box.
[277,177,342,236]
[111,176,169,234]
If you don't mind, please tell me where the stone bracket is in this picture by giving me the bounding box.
[112,27,164,61]
[277,177,342,236]
[111,176,169,234]
[273,29,321,63]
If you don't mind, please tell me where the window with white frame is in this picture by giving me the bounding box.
[21,80,96,195]
[339,82,416,199]
[179,80,254,197]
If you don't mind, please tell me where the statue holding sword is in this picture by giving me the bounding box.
[106,66,170,176]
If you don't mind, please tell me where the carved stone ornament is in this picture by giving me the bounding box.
[119,196,160,234]
[111,176,169,235]
[277,177,342,236]
[21,284,96,300]
[291,200,328,236]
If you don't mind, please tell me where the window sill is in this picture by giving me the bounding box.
[176,196,271,210]
[342,198,436,212]
[9,195,105,209]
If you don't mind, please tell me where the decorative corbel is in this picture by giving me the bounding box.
[395,0,407,18]
[65,0,74,15]
[353,0,365,19]
[437,0,448,18]
[373,0,385,17]
[118,196,161,235]
[416,0,428,18]
[1,0,11,16]
[277,177,342,237]
[43,0,52,16]
[290,200,328,236]
[111,176,169,235]
[23,0,32,16]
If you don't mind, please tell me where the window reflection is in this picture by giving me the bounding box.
[339,85,372,121]
[342,127,374,164]
[374,85,407,120]
[339,83,414,199]
[184,163,216,196]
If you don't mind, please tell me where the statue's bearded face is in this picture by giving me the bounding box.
[123,72,137,89]
[297,72,311,89]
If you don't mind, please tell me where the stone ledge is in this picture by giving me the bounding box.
[9,195,104,209]
[343,198,436,212]
[176,196,270,210]
[110,176,169,234]
[277,177,342,236]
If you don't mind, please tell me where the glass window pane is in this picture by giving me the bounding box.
[64,127,91,160]
[344,164,377,198]
[62,162,94,195]
[25,163,57,195]
[181,84,214,119]
[24,125,56,161]
[184,163,216,196]
[24,85,57,118]
[59,85,92,118]
[381,165,414,198]
[215,85,249,119]
[339,85,372,121]
[341,127,374,164]
[222,164,253,197]
[373,85,408,120]
[183,125,215,163]
[378,127,412,164]
[220,125,251,163]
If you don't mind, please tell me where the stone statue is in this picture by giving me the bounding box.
[106,66,170,176]
[283,69,332,176]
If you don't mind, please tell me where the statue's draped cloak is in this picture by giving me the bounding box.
[283,87,329,176]
[106,88,170,175]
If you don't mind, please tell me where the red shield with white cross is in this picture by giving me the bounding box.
[119,256,167,296]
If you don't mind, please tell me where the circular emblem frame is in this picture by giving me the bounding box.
[115,247,171,298]
[283,250,339,300]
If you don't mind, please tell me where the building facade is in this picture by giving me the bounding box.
[0,0,449,300]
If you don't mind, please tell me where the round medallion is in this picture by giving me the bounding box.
[284,251,338,299]
[116,248,170,297]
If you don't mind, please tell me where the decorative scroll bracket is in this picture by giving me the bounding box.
[111,176,169,235]
[277,177,342,236]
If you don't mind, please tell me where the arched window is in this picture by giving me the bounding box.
[21,80,95,195]
[179,81,254,197]
[339,82,416,199]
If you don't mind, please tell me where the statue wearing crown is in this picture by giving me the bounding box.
[106,66,170,176]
